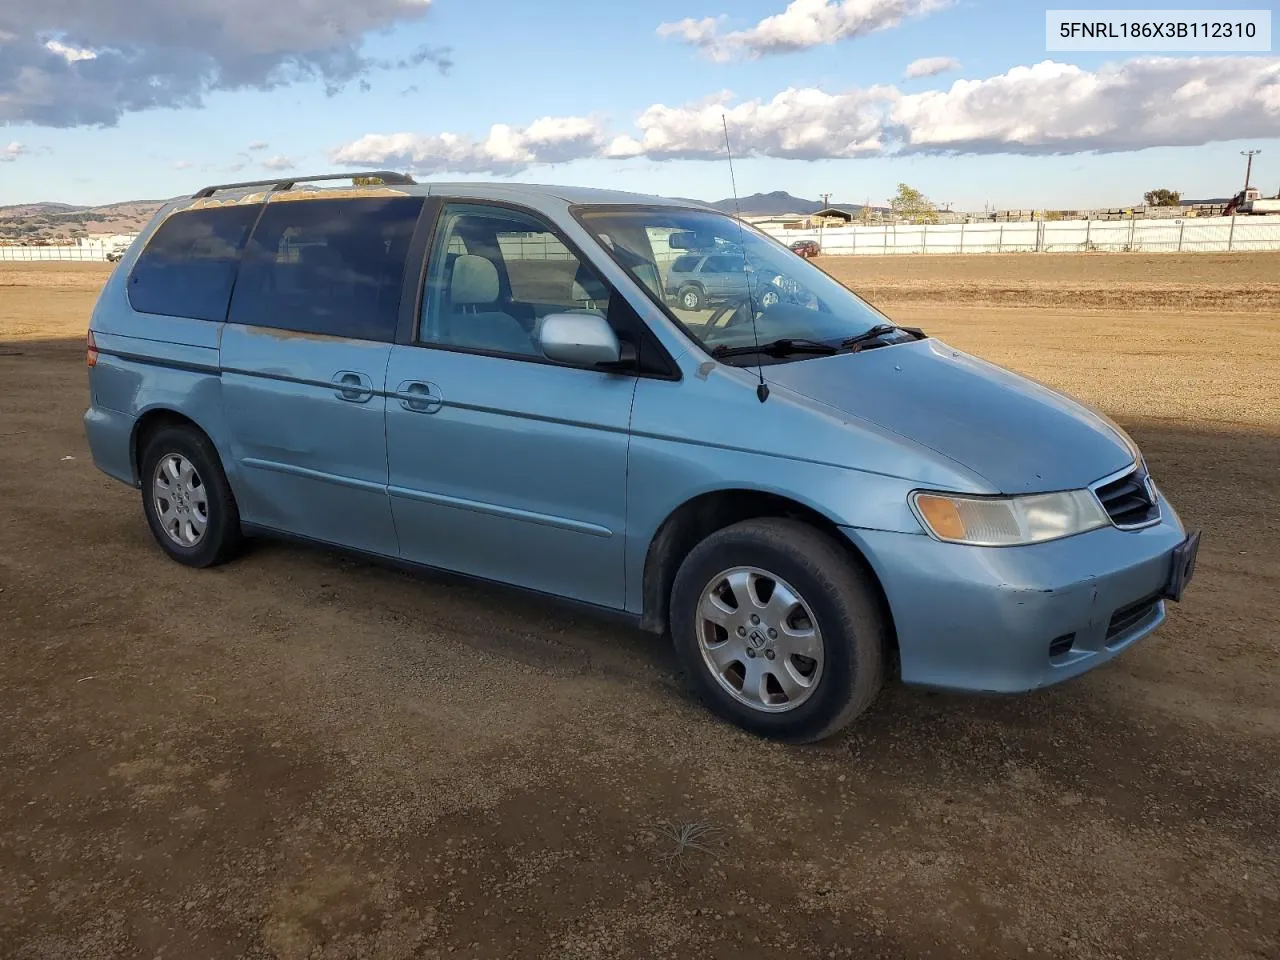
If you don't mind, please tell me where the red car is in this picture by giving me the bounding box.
[789,239,820,258]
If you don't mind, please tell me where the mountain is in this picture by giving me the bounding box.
[683,191,882,217]
[0,188,885,241]
[0,200,165,241]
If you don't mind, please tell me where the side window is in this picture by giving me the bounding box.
[669,254,701,273]
[704,255,739,273]
[419,203,613,359]
[227,196,424,342]
[127,205,260,321]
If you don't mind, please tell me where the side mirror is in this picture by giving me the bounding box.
[539,313,623,367]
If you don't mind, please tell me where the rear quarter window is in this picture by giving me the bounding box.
[669,255,701,272]
[127,205,261,321]
[227,196,424,342]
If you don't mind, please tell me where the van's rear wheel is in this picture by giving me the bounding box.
[140,426,242,568]
[670,519,886,743]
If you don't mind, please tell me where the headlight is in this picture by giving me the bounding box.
[910,489,1110,546]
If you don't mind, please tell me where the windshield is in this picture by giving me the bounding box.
[576,206,894,362]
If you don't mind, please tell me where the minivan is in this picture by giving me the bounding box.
[84,172,1200,743]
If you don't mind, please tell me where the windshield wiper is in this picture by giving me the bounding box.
[839,323,925,353]
[712,337,839,360]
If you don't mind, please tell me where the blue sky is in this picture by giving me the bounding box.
[1,0,1276,209]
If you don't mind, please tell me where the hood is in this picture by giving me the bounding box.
[763,338,1136,493]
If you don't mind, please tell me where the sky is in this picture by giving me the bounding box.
[1,0,1277,209]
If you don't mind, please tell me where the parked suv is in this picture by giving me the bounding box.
[789,239,820,258]
[84,173,1200,743]
[663,251,789,311]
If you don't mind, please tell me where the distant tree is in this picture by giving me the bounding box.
[889,183,939,224]
[1144,188,1181,207]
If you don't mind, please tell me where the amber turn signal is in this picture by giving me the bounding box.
[914,494,966,540]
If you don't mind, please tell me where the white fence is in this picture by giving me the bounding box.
[759,215,1280,255]
[0,244,117,261]
[4,215,1280,262]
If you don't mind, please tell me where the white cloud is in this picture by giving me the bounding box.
[656,17,724,47]
[605,87,892,160]
[892,57,1280,154]
[0,1,445,127]
[904,56,958,79]
[1,141,27,161]
[659,0,951,61]
[172,160,193,170]
[332,56,1280,174]
[333,116,607,174]
[261,155,297,171]
[44,39,97,63]
[247,141,269,151]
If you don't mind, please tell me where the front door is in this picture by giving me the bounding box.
[219,194,426,556]
[384,201,636,608]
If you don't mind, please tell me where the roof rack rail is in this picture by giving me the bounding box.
[191,171,416,199]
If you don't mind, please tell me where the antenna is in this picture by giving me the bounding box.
[722,115,769,403]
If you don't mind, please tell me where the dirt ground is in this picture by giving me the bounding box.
[1,255,1277,960]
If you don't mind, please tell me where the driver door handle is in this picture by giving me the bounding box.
[394,380,443,414]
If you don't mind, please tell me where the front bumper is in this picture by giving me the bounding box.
[844,502,1190,694]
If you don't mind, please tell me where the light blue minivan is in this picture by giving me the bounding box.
[84,173,1200,742]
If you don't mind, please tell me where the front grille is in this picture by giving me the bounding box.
[1106,595,1160,642]
[1094,465,1159,527]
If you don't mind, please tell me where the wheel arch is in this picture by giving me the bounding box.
[130,408,221,484]
[639,488,898,666]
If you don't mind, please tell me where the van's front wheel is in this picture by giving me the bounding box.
[140,426,242,568]
[669,519,886,743]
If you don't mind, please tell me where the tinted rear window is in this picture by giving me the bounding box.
[227,196,424,342]
[127,206,260,321]
[669,255,701,272]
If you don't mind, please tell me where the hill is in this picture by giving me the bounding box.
[0,189,885,241]
[693,190,882,217]
[0,200,165,241]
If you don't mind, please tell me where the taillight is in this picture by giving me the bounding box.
[87,329,99,367]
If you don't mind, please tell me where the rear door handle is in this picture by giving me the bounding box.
[394,380,443,414]
[332,371,375,403]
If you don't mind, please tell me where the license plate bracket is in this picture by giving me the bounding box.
[1162,529,1201,603]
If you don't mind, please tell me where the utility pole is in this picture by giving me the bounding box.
[820,192,831,209]
[1241,149,1261,192]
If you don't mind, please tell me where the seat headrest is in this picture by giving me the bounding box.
[571,263,610,304]
[450,254,499,305]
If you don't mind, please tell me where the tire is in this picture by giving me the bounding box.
[669,518,886,743]
[677,285,704,311]
[139,425,243,568]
